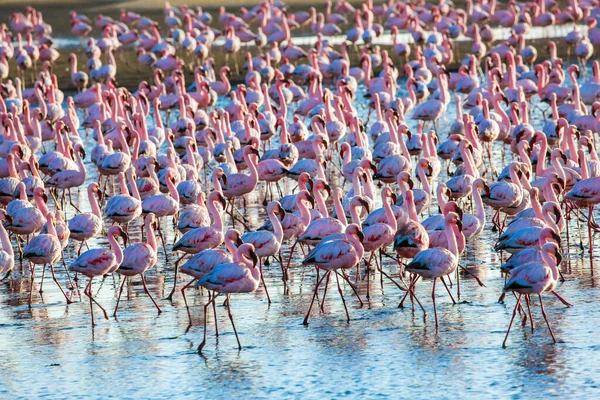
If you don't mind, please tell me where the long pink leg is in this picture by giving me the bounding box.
[320,272,331,312]
[538,294,557,343]
[198,294,217,353]
[432,278,439,330]
[113,276,127,317]
[181,277,197,333]
[141,274,162,314]
[303,271,329,325]
[225,294,242,350]
[84,279,95,327]
[503,294,522,348]
[335,271,351,322]
[50,264,72,304]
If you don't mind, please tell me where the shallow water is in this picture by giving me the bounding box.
[1,73,600,398]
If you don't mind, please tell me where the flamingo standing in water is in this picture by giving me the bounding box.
[302,224,365,324]
[68,182,103,254]
[23,213,71,306]
[114,213,162,316]
[404,212,462,329]
[171,191,227,299]
[499,242,562,347]
[69,226,127,326]
[196,243,260,352]
[240,201,285,302]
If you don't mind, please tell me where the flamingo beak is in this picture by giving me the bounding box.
[119,228,129,247]
[249,249,259,267]
[278,204,286,220]
[456,219,463,232]
[323,183,332,196]
[359,198,370,214]
[407,178,414,190]
[218,193,227,209]
[306,194,315,208]
[356,229,365,242]
[391,192,397,204]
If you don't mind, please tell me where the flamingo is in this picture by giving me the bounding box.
[68,182,103,254]
[302,224,365,324]
[114,213,162,316]
[23,213,71,306]
[171,191,226,299]
[69,226,127,326]
[499,242,562,347]
[404,212,462,328]
[196,243,260,352]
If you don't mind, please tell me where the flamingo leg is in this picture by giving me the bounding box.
[166,253,186,300]
[259,258,271,304]
[340,270,364,306]
[39,264,46,293]
[113,276,127,317]
[181,277,197,333]
[141,274,162,314]
[320,271,331,312]
[28,265,36,308]
[503,294,522,348]
[225,294,242,350]
[303,270,329,325]
[84,279,95,327]
[335,270,351,323]
[87,278,109,320]
[538,294,557,343]
[49,264,72,304]
[551,290,573,307]
[156,222,169,262]
[432,278,439,329]
[440,276,457,304]
[198,293,217,353]
[213,292,219,337]
[523,295,535,331]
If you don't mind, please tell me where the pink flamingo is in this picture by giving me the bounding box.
[302,224,365,324]
[114,213,162,316]
[196,243,260,352]
[499,242,562,347]
[68,53,88,92]
[394,190,429,259]
[68,182,103,253]
[106,168,142,225]
[404,212,462,328]
[70,226,127,326]
[240,201,285,302]
[171,191,226,298]
[24,213,71,306]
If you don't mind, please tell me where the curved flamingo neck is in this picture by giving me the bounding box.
[109,230,124,264]
[208,196,223,232]
[297,195,312,227]
[145,218,157,252]
[347,231,364,261]
[334,194,347,225]
[166,174,180,203]
[88,186,101,219]
[268,209,284,243]
[314,187,328,217]
[383,196,397,231]
[444,219,459,257]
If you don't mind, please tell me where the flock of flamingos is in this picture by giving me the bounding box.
[1,0,600,352]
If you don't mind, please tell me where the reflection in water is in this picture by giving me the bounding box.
[3,76,600,397]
